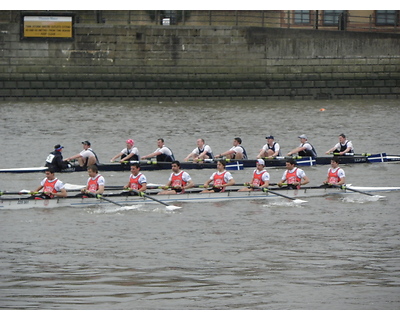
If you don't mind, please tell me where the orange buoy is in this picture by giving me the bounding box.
[319,108,326,111]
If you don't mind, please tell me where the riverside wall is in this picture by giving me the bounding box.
[0,23,399,101]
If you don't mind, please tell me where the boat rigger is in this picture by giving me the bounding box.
[0,153,398,173]
[1,185,399,210]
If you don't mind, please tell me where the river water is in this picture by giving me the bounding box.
[0,99,399,310]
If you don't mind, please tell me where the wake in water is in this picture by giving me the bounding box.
[263,200,306,208]
[86,204,181,214]
[341,194,385,203]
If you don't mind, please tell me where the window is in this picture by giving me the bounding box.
[376,10,398,26]
[323,10,345,26]
[294,10,310,24]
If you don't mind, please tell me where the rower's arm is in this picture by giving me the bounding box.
[141,150,161,159]
[287,146,304,156]
[110,152,123,162]
[225,178,235,187]
[56,188,68,198]
[184,180,195,189]
[301,175,310,186]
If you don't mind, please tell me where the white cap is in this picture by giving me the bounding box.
[298,134,307,139]
[256,159,265,166]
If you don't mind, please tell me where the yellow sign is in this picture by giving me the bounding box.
[23,16,72,38]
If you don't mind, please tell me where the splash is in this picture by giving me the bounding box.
[341,195,385,203]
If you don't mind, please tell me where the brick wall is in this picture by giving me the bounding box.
[0,24,399,100]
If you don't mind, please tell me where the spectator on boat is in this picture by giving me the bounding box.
[215,137,247,160]
[45,144,71,172]
[287,134,317,158]
[110,139,139,163]
[183,138,214,162]
[256,135,281,159]
[158,161,194,195]
[238,159,270,192]
[65,140,99,167]
[277,159,310,189]
[325,133,354,155]
[123,163,147,195]
[80,165,105,197]
[201,160,236,193]
[141,138,175,162]
[31,167,68,199]
[323,157,346,186]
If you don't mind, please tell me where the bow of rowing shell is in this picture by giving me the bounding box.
[1,185,399,210]
[1,153,399,173]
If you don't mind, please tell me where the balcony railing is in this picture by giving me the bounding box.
[1,10,399,34]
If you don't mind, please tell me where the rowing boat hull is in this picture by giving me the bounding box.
[0,153,398,173]
[1,185,399,210]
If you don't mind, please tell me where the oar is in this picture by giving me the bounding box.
[331,184,385,198]
[0,190,39,195]
[252,186,307,204]
[95,194,124,207]
[128,189,182,211]
[332,153,371,156]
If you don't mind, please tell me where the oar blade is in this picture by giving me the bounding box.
[293,199,308,204]
[166,205,182,211]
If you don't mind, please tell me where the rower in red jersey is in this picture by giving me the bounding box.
[158,161,194,195]
[123,163,147,195]
[201,160,235,193]
[31,167,68,199]
[323,157,346,186]
[80,165,105,197]
[238,159,270,192]
[277,159,310,189]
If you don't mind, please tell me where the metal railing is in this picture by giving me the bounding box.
[1,10,399,34]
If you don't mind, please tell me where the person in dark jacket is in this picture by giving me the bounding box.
[45,144,71,172]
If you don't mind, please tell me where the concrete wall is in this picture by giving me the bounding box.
[1,23,399,100]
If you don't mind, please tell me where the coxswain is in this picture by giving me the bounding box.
[45,144,71,172]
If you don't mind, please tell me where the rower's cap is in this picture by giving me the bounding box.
[82,140,91,146]
[298,134,307,139]
[54,144,63,150]
[265,135,274,139]
[126,139,134,145]
[256,159,265,166]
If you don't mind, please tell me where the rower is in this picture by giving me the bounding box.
[238,159,270,192]
[141,138,175,162]
[80,165,105,198]
[110,139,139,163]
[183,138,214,162]
[123,163,147,196]
[257,135,281,159]
[323,157,346,186]
[277,159,310,189]
[201,160,236,193]
[158,161,194,195]
[31,167,68,199]
[65,140,100,167]
[325,133,354,156]
[287,134,317,158]
[215,137,247,160]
